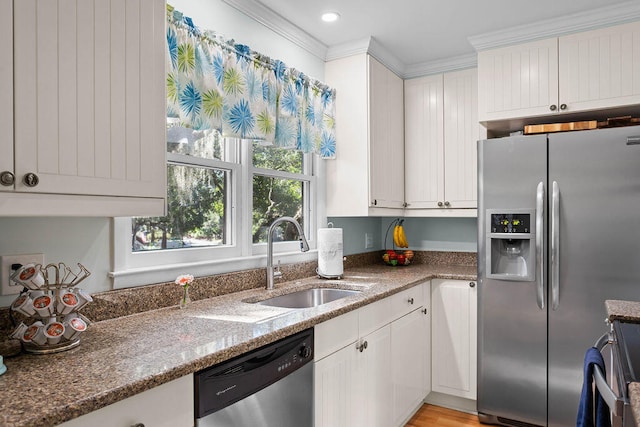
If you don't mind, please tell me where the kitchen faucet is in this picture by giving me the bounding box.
[266,216,309,290]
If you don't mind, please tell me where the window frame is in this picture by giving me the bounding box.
[111,139,319,289]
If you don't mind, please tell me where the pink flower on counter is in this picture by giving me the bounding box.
[175,274,194,288]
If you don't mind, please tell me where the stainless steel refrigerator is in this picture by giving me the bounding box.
[477,125,640,427]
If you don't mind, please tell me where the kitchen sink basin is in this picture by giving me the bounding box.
[256,287,361,309]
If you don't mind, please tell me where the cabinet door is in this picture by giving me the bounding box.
[391,308,428,426]
[431,279,477,400]
[59,375,193,427]
[369,56,405,209]
[13,0,165,199]
[0,0,12,192]
[315,344,359,427]
[478,38,558,121]
[404,74,444,209]
[443,69,478,209]
[559,21,640,113]
[355,324,392,427]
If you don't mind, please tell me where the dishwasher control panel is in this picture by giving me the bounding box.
[194,328,314,418]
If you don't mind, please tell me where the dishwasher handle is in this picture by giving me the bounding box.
[593,333,625,421]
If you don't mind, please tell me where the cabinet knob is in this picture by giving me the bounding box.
[403,202,408,208]
[549,104,557,111]
[422,308,428,315]
[560,103,567,111]
[469,281,476,288]
[23,173,39,187]
[0,171,14,186]
[408,297,414,305]
[444,201,450,207]
[437,201,443,207]
[131,424,145,427]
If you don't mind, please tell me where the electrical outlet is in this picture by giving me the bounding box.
[1,253,44,295]
[365,233,373,249]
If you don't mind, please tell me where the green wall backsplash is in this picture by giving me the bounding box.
[327,217,478,256]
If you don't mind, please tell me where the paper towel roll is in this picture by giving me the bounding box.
[317,228,344,278]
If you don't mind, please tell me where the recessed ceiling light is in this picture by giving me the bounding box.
[321,11,340,23]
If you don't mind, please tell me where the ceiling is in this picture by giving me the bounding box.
[233,0,639,76]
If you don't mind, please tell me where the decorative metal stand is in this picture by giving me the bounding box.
[8,263,92,354]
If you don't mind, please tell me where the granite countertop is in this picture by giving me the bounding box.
[606,299,640,425]
[0,263,476,427]
[605,299,640,323]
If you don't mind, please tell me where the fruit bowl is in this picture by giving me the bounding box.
[382,249,414,266]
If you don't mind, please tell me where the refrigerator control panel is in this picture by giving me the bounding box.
[490,213,531,234]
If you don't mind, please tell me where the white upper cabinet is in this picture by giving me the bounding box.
[443,69,478,209]
[479,21,640,122]
[2,0,166,216]
[404,68,478,213]
[404,74,444,209]
[478,38,558,121]
[0,0,13,185]
[325,54,404,216]
[559,21,640,113]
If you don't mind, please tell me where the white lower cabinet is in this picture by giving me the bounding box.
[431,279,477,400]
[58,375,194,427]
[392,281,431,426]
[314,282,430,427]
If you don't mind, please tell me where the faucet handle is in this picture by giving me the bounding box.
[274,260,283,279]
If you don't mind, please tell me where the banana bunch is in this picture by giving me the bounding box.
[393,221,409,248]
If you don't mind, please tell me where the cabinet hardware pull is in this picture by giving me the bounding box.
[422,308,427,314]
[0,171,14,186]
[23,173,39,187]
[373,199,377,206]
[437,201,443,207]
[403,202,408,208]
[560,103,567,110]
[408,297,414,305]
[549,104,557,111]
[364,341,368,349]
[131,424,145,427]
[444,201,450,207]
[469,281,476,288]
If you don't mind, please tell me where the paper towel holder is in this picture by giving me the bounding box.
[316,267,343,280]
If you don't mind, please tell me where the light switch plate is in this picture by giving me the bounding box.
[1,253,44,295]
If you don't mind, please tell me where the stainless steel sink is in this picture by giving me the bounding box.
[256,288,361,309]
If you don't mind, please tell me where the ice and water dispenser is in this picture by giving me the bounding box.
[485,210,536,281]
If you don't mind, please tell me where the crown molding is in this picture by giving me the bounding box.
[404,53,478,79]
[221,0,328,60]
[325,37,372,61]
[469,1,640,51]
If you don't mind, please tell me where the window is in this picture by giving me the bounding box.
[112,127,318,288]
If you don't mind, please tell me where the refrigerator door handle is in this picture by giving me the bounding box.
[551,181,560,310]
[536,182,545,310]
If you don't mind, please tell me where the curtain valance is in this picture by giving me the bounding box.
[166,4,337,159]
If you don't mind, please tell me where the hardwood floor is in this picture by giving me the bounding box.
[405,404,482,427]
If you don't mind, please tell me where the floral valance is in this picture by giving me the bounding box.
[166,5,337,159]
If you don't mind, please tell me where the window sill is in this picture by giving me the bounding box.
[109,249,319,289]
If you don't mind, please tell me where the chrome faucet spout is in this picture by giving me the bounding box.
[266,217,309,290]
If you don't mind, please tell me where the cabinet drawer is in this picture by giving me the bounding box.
[390,284,425,320]
[359,296,392,337]
[315,309,359,360]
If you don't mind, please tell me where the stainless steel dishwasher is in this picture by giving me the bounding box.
[194,328,314,427]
